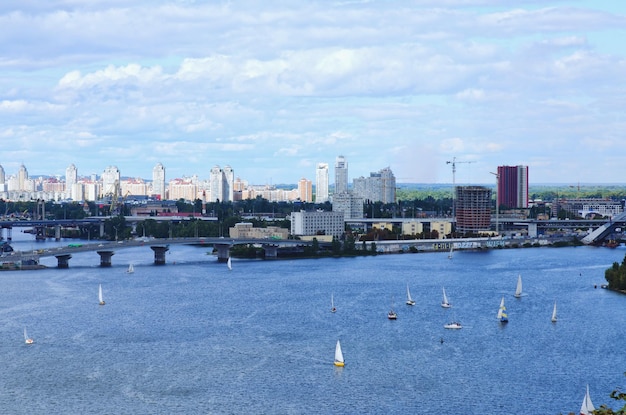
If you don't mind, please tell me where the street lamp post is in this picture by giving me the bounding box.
[490,172,500,235]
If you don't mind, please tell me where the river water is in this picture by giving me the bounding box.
[1,233,625,414]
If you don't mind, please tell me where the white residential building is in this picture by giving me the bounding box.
[290,210,345,238]
[209,165,235,202]
[101,166,120,197]
[152,163,166,200]
[334,156,348,194]
[315,162,329,203]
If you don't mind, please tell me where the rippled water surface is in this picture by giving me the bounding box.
[1,237,625,414]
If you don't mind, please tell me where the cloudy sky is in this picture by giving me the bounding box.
[1,0,625,186]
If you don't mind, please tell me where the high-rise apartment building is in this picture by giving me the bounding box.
[315,163,329,203]
[334,156,348,194]
[66,164,78,200]
[209,165,234,202]
[455,186,492,233]
[101,166,120,197]
[17,164,28,190]
[497,165,528,209]
[332,192,364,219]
[168,177,198,201]
[352,167,396,203]
[152,163,166,200]
[0,164,5,192]
[66,164,77,188]
[298,178,313,202]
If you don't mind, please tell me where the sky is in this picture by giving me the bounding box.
[1,0,626,186]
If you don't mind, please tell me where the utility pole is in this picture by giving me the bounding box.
[446,157,475,217]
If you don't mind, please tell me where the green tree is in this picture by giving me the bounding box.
[605,254,626,291]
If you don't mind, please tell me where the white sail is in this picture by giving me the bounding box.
[580,384,595,415]
[227,257,232,270]
[514,274,523,298]
[406,284,415,305]
[448,244,453,259]
[24,328,33,344]
[551,301,557,323]
[497,297,505,319]
[334,340,344,366]
[127,264,134,273]
[441,287,451,308]
[98,284,105,305]
[331,293,336,312]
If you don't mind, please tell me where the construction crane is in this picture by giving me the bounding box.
[446,157,475,218]
[446,157,475,187]
[105,180,125,216]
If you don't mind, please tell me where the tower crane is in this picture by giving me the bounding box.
[446,157,475,187]
[446,157,475,218]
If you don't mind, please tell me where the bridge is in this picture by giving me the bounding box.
[2,237,309,269]
[581,211,626,245]
[0,215,218,241]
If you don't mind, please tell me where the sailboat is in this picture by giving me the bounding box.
[127,263,134,274]
[551,301,557,323]
[514,274,523,298]
[227,257,232,271]
[580,384,595,415]
[405,284,415,306]
[24,328,34,345]
[98,284,105,306]
[497,297,508,323]
[388,297,397,320]
[334,340,345,367]
[448,244,453,259]
[331,293,337,313]
[441,287,451,308]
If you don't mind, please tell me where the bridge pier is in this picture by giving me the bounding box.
[214,243,231,263]
[35,226,46,240]
[55,225,61,241]
[96,251,114,267]
[151,246,169,265]
[263,244,278,259]
[55,254,72,268]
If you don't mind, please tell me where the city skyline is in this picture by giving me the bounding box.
[2,1,626,184]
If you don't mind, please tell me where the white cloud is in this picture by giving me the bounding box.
[1,1,626,183]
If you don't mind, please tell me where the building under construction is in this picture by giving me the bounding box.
[455,186,492,234]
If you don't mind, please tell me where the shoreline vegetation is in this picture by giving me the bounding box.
[604,253,626,295]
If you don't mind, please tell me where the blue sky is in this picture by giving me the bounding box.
[1,0,625,185]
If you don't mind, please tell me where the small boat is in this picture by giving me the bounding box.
[334,340,345,367]
[551,301,557,323]
[444,321,462,329]
[497,297,508,323]
[448,244,453,259]
[580,384,595,415]
[227,257,232,271]
[405,284,415,306]
[331,293,337,313]
[388,297,397,320]
[514,274,523,298]
[24,328,34,345]
[98,284,105,306]
[441,287,451,308]
[127,264,134,274]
